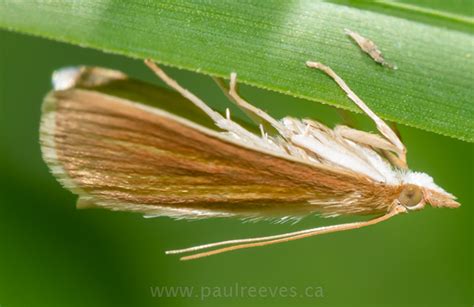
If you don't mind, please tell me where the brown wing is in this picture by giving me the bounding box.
[40,69,400,219]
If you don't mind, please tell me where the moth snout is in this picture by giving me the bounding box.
[423,188,461,209]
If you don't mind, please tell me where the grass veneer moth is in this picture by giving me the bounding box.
[40,59,460,260]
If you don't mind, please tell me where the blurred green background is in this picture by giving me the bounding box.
[0,29,472,307]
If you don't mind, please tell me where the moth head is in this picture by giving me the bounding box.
[398,184,424,210]
[399,172,460,210]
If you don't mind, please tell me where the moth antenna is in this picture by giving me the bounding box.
[166,218,338,255]
[228,72,289,138]
[172,206,406,261]
[306,61,407,167]
[144,59,224,124]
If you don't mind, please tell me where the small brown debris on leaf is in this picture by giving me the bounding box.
[345,29,397,69]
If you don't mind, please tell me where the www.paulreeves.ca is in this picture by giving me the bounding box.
[150,283,324,300]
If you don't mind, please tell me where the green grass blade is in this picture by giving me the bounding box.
[0,0,472,141]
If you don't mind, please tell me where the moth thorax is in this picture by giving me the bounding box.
[398,184,423,208]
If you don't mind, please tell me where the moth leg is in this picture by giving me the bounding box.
[389,121,403,142]
[226,73,289,138]
[213,77,277,135]
[334,125,407,169]
[144,60,268,147]
[306,61,406,165]
[144,59,225,124]
[169,205,407,261]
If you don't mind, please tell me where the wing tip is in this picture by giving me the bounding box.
[52,66,82,90]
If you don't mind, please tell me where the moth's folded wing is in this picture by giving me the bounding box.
[40,88,386,219]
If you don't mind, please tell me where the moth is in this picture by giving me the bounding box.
[345,29,397,69]
[40,59,459,261]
